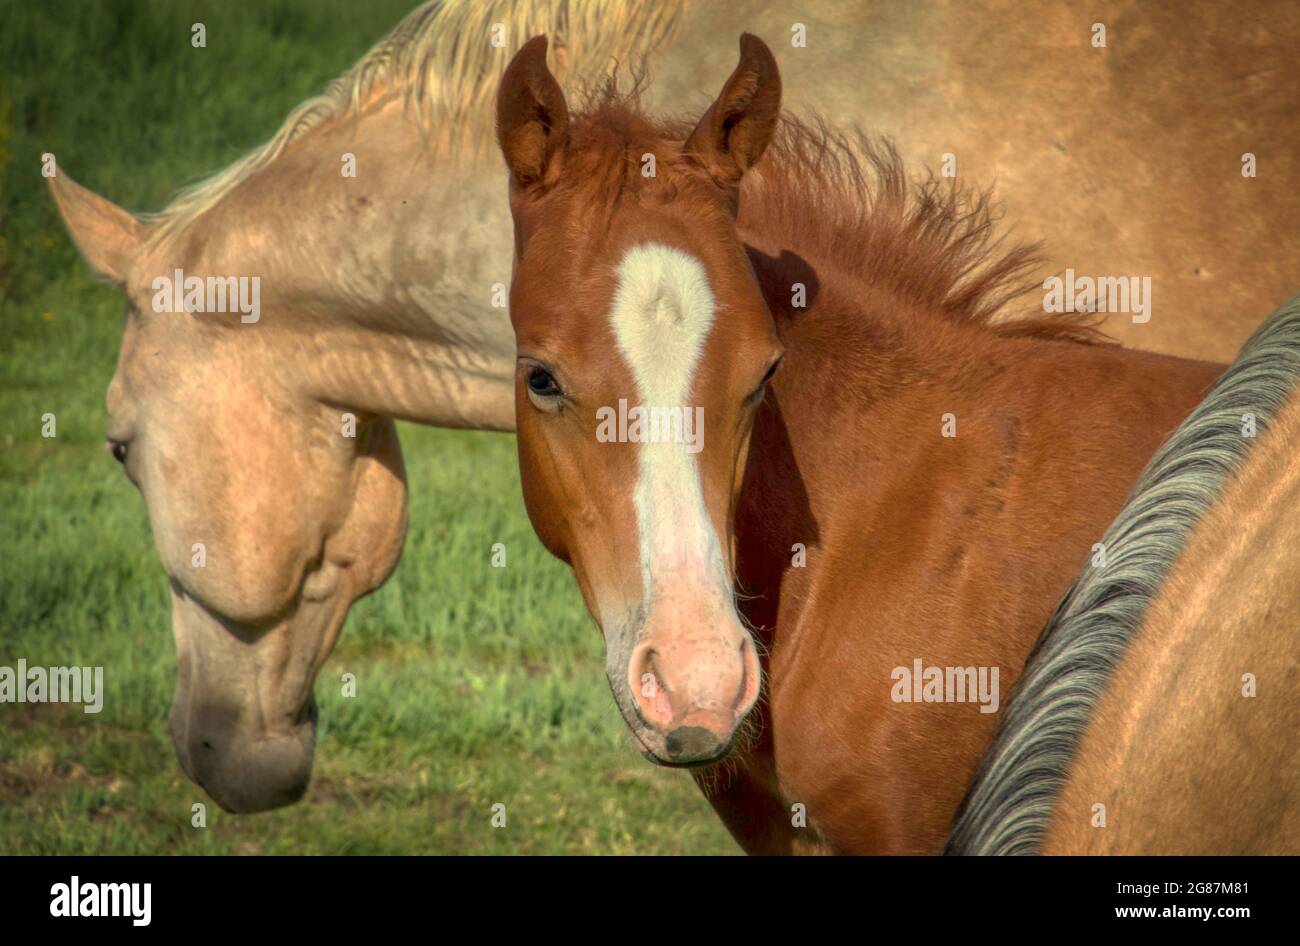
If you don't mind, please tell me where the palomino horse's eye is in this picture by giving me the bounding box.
[526,366,563,399]
[107,439,128,465]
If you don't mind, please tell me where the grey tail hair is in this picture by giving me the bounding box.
[945,291,1300,855]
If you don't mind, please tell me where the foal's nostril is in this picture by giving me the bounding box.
[627,642,675,728]
[665,725,721,760]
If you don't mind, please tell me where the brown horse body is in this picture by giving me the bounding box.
[496,36,1224,853]
[711,170,1223,855]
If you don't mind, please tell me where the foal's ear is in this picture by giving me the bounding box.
[497,35,569,188]
[684,34,782,186]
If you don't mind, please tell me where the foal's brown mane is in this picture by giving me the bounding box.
[562,84,1103,344]
[747,118,1104,342]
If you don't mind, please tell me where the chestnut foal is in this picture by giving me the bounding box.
[496,34,1224,853]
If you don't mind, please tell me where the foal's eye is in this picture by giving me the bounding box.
[525,365,563,400]
[107,439,128,465]
[751,356,782,400]
[526,366,561,396]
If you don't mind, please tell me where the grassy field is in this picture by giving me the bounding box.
[0,0,738,854]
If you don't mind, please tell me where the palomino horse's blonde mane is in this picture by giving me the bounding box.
[145,0,684,241]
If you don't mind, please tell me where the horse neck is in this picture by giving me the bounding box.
[732,269,980,642]
[156,97,517,431]
[731,248,1222,654]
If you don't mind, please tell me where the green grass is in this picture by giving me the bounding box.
[0,0,737,854]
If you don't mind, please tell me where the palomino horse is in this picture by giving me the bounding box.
[494,33,1244,852]
[51,0,1295,814]
[949,295,1300,855]
[46,0,681,812]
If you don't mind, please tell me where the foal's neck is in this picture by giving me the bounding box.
[732,244,1222,653]
[732,257,994,644]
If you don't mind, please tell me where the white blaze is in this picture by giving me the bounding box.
[608,243,731,610]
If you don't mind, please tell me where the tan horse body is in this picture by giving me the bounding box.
[651,0,1300,363]
[1042,389,1300,855]
[947,296,1300,856]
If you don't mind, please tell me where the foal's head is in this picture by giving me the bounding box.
[497,34,784,765]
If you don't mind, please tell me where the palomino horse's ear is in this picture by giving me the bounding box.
[497,35,569,188]
[48,170,145,285]
[684,33,782,186]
